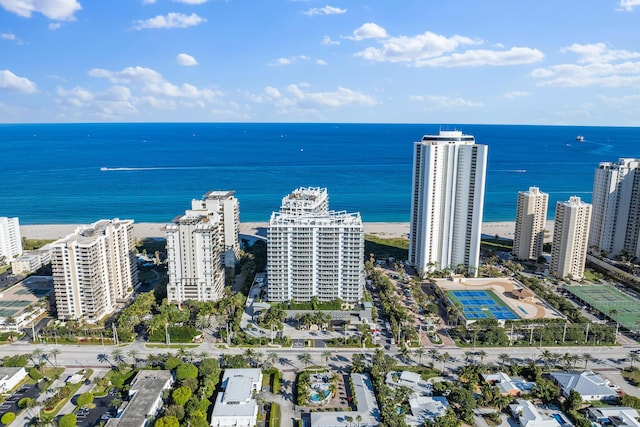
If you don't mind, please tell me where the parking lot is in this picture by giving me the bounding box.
[75,392,118,427]
[0,383,40,417]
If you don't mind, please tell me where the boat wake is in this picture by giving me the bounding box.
[493,169,527,173]
[100,167,168,171]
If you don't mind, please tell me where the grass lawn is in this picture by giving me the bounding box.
[365,235,408,262]
[622,368,640,386]
[269,403,281,427]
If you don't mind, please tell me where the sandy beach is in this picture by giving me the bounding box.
[20,220,555,242]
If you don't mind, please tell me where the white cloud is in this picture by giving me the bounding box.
[0,69,37,93]
[322,35,340,45]
[618,0,640,11]
[285,84,376,108]
[504,91,531,98]
[424,95,483,108]
[132,13,206,30]
[142,0,156,4]
[56,85,138,118]
[353,28,543,68]
[248,84,375,111]
[269,55,309,66]
[532,61,640,87]
[304,5,347,16]
[174,0,208,4]
[532,43,640,87]
[346,23,388,41]
[88,66,217,99]
[0,0,81,20]
[562,43,640,64]
[414,47,544,68]
[316,59,327,65]
[177,53,199,66]
[355,31,479,63]
[1,33,16,40]
[48,22,62,30]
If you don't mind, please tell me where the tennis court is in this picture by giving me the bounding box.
[448,289,520,321]
[565,285,640,331]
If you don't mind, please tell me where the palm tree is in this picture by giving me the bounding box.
[414,348,425,365]
[427,349,440,368]
[498,353,511,367]
[539,349,553,369]
[464,350,475,364]
[322,350,332,364]
[477,350,487,365]
[629,352,640,369]
[581,353,594,371]
[50,348,61,369]
[127,349,139,366]
[243,348,257,367]
[440,352,451,374]
[111,348,124,364]
[345,415,354,427]
[356,415,362,427]
[30,348,44,371]
[399,345,411,364]
[298,352,313,367]
[266,352,279,367]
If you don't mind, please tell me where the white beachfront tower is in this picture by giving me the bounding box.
[267,188,364,303]
[190,190,240,267]
[279,186,329,216]
[551,196,592,280]
[0,216,23,262]
[166,211,225,304]
[409,130,488,277]
[513,186,548,261]
[590,158,640,260]
[51,219,138,322]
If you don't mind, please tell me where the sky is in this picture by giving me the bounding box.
[2,0,640,125]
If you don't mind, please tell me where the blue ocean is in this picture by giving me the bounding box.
[1,123,639,224]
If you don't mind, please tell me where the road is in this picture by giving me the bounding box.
[2,339,639,373]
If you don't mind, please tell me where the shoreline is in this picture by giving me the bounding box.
[20,221,555,242]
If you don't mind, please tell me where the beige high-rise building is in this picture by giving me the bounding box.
[166,211,225,304]
[550,196,592,280]
[191,190,240,267]
[51,219,138,322]
[513,187,548,260]
[267,187,364,303]
[589,158,640,259]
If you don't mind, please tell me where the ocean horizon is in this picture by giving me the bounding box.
[1,122,639,225]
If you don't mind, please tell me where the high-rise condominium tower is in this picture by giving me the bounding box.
[51,219,138,322]
[166,210,225,304]
[513,187,548,260]
[267,187,364,303]
[0,216,22,261]
[550,196,592,280]
[590,158,640,260]
[409,130,488,277]
[191,190,240,267]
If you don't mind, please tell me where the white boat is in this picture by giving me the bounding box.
[576,135,585,142]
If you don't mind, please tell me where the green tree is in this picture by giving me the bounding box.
[172,385,192,406]
[164,356,183,371]
[1,412,16,425]
[76,392,94,408]
[198,358,220,378]
[175,363,198,381]
[322,350,332,363]
[565,389,583,412]
[155,416,180,427]
[58,413,77,427]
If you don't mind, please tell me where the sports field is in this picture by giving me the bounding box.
[447,289,520,321]
[565,285,640,331]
